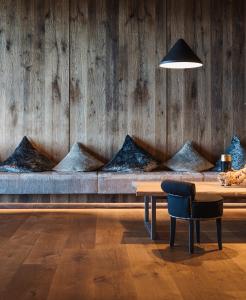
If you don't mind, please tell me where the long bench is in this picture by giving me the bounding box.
[0,171,245,206]
[0,171,218,195]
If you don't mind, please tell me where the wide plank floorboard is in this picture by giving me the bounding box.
[0,208,245,300]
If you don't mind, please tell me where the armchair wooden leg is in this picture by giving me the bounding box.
[216,218,222,250]
[189,220,194,254]
[195,220,200,243]
[170,217,176,247]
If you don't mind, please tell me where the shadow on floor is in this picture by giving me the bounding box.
[120,219,246,244]
[152,245,239,265]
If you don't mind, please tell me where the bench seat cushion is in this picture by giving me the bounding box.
[202,172,219,181]
[98,171,216,194]
[0,172,98,194]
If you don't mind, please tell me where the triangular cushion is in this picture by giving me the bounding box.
[102,135,159,172]
[165,141,214,172]
[53,143,104,172]
[0,136,55,172]
[214,136,246,171]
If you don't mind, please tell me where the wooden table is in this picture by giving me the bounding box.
[133,181,246,240]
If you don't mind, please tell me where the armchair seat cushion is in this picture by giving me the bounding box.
[192,196,223,218]
[195,194,223,202]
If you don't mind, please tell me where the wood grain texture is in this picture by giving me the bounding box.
[0,0,69,161]
[0,0,245,203]
[134,180,246,197]
[0,209,245,299]
[0,0,70,203]
[0,172,98,194]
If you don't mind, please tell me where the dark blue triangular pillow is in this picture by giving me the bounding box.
[0,136,55,172]
[102,135,159,172]
[214,136,246,171]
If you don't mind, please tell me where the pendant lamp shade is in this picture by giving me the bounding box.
[159,39,203,69]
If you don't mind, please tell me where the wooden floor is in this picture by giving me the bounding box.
[0,208,245,300]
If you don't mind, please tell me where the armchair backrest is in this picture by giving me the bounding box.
[161,180,196,218]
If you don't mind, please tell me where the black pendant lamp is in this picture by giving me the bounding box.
[159,39,203,69]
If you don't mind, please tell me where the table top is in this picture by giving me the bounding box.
[133,181,246,197]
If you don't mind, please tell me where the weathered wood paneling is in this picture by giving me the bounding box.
[0,0,70,203]
[0,0,245,203]
[0,0,69,160]
[166,0,246,162]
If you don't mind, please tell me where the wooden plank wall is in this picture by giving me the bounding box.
[0,0,70,203]
[0,0,245,202]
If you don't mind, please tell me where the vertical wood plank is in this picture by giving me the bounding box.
[86,0,107,158]
[195,0,212,160]
[166,0,185,156]
[69,0,88,145]
[221,0,233,152]
[182,0,198,143]
[104,0,119,156]
[43,0,69,161]
[232,0,246,145]
[210,0,224,161]
[155,0,167,160]
[117,0,129,151]
[1,0,23,157]
[126,0,156,156]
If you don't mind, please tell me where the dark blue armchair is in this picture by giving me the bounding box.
[161,180,223,253]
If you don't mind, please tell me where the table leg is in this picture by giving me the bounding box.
[144,195,157,240]
[151,196,156,240]
[144,196,149,222]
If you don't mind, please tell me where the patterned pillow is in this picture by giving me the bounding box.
[0,136,55,172]
[165,141,214,172]
[214,136,246,171]
[102,135,159,172]
[54,143,104,172]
